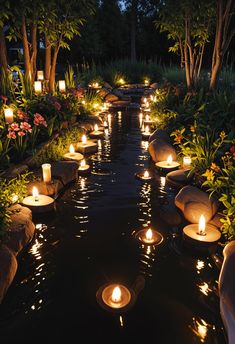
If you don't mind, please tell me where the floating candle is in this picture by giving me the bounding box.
[135,227,163,245]
[101,284,131,309]
[155,155,180,170]
[22,186,55,213]
[135,169,153,181]
[63,144,84,161]
[78,159,90,174]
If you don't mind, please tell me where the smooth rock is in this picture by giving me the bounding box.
[51,161,79,185]
[105,93,119,102]
[0,244,18,303]
[148,139,177,163]
[209,213,223,228]
[149,129,171,144]
[175,185,219,223]
[166,169,192,188]
[3,204,35,255]
[150,83,159,89]
[219,241,235,344]
[26,179,63,197]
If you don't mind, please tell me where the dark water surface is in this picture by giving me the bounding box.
[0,109,226,343]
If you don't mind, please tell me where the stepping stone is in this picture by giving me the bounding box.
[148,139,177,163]
[76,140,98,154]
[175,185,219,223]
[3,204,35,255]
[166,169,192,188]
[0,244,18,303]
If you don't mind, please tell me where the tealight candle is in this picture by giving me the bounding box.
[58,80,66,93]
[183,156,192,169]
[76,135,98,154]
[37,70,44,81]
[103,120,108,128]
[135,169,153,181]
[135,227,163,245]
[90,124,104,138]
[4,108,14,124]
[101,284,131,310]
[34,81,42,94]
[22,186,55,213]
[118,111,122,116]
[42,163,51,183]
[144,114,152,125]
[78,159,90,174]
[82,134,87,145]
[183,214,221,247]
[155,154,180,170]
[63,144,84,161]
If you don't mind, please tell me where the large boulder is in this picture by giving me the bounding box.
[219,241,235,344]
[175,185,219,223]
[0,244,18,303]
[3,204,35,255]
[149,129,171,144]
[148,139,177,163]
[166,169,193,188]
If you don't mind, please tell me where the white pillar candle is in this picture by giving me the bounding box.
[4,108,14,124]
[37,70,44,81]
[42,163,51,183]
[59,80,66,93]
[34,81,42,94]
[183,156,192,168]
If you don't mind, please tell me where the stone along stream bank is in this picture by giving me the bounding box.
[0,109,226,343]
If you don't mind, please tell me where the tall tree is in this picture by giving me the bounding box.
[0,1,10,73]
[210,0,235,89]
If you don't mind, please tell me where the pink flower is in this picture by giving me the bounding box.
[7,130,16,139]
[18,131,25,137]
[0,95,8,102]
[230,146,235,154]
[10,122,20,131]
[33,113,47,127]
[17,110,28,120]
[20,121,32,132]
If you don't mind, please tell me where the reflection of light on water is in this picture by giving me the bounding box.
[119,315,124,327]
[146,245,151,255]
[196,259,205,274]
[80,177,86,190]
[190,317,209,342]
[141,140,149,150]
[198,282,212,296]
[98,139,102,150]
[30,239,42,260]
[160,176,166,187]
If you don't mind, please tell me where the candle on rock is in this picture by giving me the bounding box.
[77,134,98,154]
[4,108,14,124]
[155,154,180,170]
[78,159,90,175]
[183,156,192,169]
[63,144,84,161]
[142,125,151,140]
[82,134,87,145]
[58,80,66,93]
[34,81,42,94]
[42,163,52,183]
[22,186,55,213]
[37,70,44,81]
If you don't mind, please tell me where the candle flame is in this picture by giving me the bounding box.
[198,215,206,235]
[69,144,75,154]
[32,186,39,199]
[81,159,86,167]
[143,97,147,103]
[119,78,124,85]
[111,286,122,303]
[167,155,173,165]
[82,135,87,144]
[145,125,150,134]
[94,124,99,132]
[103,120,107,127]
[146,228,153,241]
[143,170,149,178]
[145,114,150,121]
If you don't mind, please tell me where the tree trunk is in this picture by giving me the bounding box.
[130,0,137,62]
[49,46,59,93]
[0,29,8,72]
[44,34,51,81]
[184,41,191,88]
[179,37,184,69]
[31,24,37,81]
[21,15,32,80]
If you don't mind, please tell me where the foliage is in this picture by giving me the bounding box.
[78,90,102,116]
[65,65,76,89]
[32,126,83,166]
[0,173,31,235]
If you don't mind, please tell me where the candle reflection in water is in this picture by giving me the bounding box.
[190,317,211,343]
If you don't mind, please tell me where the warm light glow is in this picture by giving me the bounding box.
[34,81,42,94]
[198,322,207,340]
[143,97,147,104]
[80,159,86,167]
[69,144,75,154]
[103,120,108,127]
[150,95,153,101]
[82,135,87,144]
[198,215,206,235]
[145,114,150,121]
[82,100,86,105]
[118,78,125,85]
[146,228,153,241]
[92,82,99,88]
[111,286,122,303]
[160,176,166,187]
[167,155,173,166]
[12,194,18,203]
[58,80,66,92]
[42,163,51,183]
[93,103,99,109]
[143,170,149,178]
[118,111,122,116]
[146,101,150,108]
[144,79,149,85]
[4,108,14,124]
[94,124,99,132]
[107,114,111,125]
[145,125,150,134]
[183,156,192,168]
[32,186,39,201]
[198,282,211,296]
[37,70,44,81]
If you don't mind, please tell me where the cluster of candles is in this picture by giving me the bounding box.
[34,70,66,94]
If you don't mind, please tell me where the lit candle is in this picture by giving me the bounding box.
[4,108,14,124]
[103,120,108,128]
[37,70,44,81]
[167,154,173,166]
[183,156,192,169]
[145,114,150,122]
[42,163,51,183]
[145,125,150,134]
[94,124,99,132]
[143,97,147,104]
[111,286,122,304]
[99,283,131,310]
[63,144,84,161]
[34,81,42,94]
[32,186,39,202]
[143,170,149,179]
[135,227,163,245]
[145,228,153,243]
[118,111,122,116]
[59,80,66,93]
[144,79,149,85]
[119,78,124,85]
[198,215,206,236]
[82,135,87,145]
[69,144,75,155]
